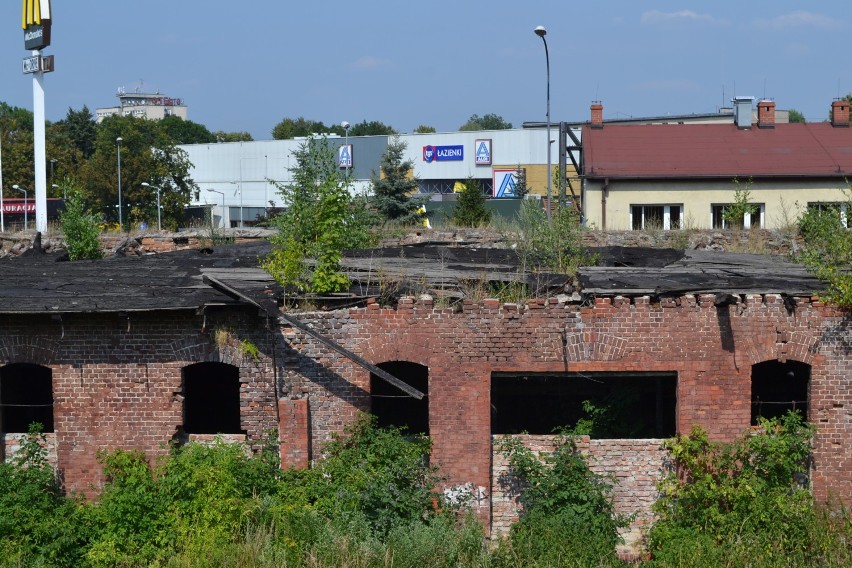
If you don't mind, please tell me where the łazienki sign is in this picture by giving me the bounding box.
[422,145,464,163]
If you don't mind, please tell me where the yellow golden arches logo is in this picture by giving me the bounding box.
[22,0,51,29]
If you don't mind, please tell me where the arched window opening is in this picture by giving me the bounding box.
[751,360,810,424]
[0,363,54,433]
[370,361,429,435]
[182,362,243,434]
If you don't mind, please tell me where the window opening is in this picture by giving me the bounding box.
[0,363,54,433]
[370,361,429,435]
[751,360,809,423]
[491,372,676,437]
[182,362,243,434]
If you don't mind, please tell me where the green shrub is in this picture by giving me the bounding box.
[58,178,103,261]
[797,198,852,308]
[494,434,628,566]
[649,413,852,566]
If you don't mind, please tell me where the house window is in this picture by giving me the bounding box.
[0,363,54,433]
[807,202,849,228]
[371,361,429,435]
[711,203,765,229]
[491,372,677,438]
[182,362,242,434]
[631,205,682,230]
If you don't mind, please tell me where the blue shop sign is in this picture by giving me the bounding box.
[422,145,464,163]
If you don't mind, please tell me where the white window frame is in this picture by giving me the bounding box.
[711,203,765,229]
[631,204,683,230]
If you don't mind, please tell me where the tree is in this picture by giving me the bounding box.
[788,109,806,123]
[58,177,103,260]
[451,177,491,227]
[159,116,215,144]
[722,178,759,229]
[262,137,375,293]
[797,192,852,308]
[370,137,426,224]
[348,120,396,136]
[458,113,512,131]
[79,115,198,229]
[212,130,253,142]
[271,117,334,140]
[513,165,529,198]
[413,125,436,133]
[55,106,97,159]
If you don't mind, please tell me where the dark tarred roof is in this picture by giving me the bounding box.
[582,122,852,180]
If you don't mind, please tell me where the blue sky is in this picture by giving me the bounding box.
[2,1,851,139]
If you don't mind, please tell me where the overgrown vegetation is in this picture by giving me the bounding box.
[494,434,629,567]
[648,413,851,567]
[797,192,852,309]
[262,136,378,294]
[2,415,850,567]
[514,198,595,275]
[723,177,759,229]
[58,177,104,261]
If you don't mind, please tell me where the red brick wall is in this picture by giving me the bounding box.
[491,435,669,556]
[282,293,850,528]
[0,309,279,495]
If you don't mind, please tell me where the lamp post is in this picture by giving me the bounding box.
[49,159,57,184]
[207,189,225,228]
[341,121,351,171]
[12,185,27,231]
[51,183,66,200]
[534,25,552,223]
[141,182,162,231]
[116,137,123,230]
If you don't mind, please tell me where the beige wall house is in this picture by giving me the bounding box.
[581,99,851,230]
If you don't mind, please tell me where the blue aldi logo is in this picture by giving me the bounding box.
[475,139,492,165]
[423,145,464,163]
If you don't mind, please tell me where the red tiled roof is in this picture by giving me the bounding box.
[582,122,852,179]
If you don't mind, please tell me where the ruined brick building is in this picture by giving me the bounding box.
[0,238,848,548]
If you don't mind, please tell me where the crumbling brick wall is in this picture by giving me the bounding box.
[490,435,669,555]
[0,308,278,495]
[278,293,850,531]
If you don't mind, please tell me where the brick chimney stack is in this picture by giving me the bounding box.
[757,100,776,129]
[590,102,603,128]
[831,99,850,127]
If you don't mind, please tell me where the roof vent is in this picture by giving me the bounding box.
[733,96,754,129]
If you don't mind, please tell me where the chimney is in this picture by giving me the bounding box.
[757,100,775,129]
[733,96,754,129]
[590,102,603,128]
[831,99,850,127]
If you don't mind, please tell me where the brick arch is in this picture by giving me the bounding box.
[0,335,60,366]
[170,337,244,367]
[358,337,432,370]
[738,331,821,368]
[563,331,628,362]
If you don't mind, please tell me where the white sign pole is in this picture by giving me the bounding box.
[32,49,48,232]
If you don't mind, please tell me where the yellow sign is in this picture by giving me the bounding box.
[22,0,51,29]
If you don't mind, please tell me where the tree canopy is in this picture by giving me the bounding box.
[272,117,341,140]
[458,113,512,131]
[348,120,396,136]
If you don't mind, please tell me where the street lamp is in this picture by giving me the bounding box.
[207,189,225,228]
[341,121,351,170]
[49,159,57,184]
[228,180,242,228]
[534,25,552,223]
[116,137,123,230]
[141,182,162,231]
[51,183,66,200]
[12,185,28,231]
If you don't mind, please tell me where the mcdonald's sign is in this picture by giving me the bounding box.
[22,0,52,50]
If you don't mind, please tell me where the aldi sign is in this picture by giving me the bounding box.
[422,145,463,163]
